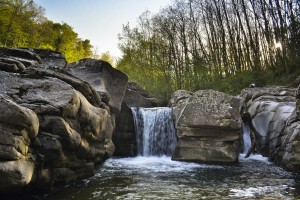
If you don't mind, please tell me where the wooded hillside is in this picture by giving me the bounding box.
[117,0,300,101]
[0,0,93,62]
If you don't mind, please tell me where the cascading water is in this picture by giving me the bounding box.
[131,107,177,156]
[242,122,251,153]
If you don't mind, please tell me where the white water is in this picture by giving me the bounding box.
[242,122,251,153]
[103,156,223,174]
[131,107,177,156]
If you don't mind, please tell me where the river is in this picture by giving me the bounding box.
[35,154,300,200]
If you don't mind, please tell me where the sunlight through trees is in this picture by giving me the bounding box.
[117,0,300,100]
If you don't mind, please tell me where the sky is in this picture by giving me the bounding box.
[34,0,172,59]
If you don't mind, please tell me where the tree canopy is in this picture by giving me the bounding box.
[0,0,93,62]
[117,0,300,101]
[100,51,115,67]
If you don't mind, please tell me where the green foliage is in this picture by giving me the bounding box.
[0,0,93,62]
[100,51,115,67]
[117,0,300,100]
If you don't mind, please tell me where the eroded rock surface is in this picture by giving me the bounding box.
[170,90,242,163]
[241,86,300,172]
[113,102,136,156]
[0,47,127,192]
[66,59,128,114]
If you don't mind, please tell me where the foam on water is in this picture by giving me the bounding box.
[229,185,290,198]
[103,156,223,173]
[38,154,298,200]
[239,153,271,164]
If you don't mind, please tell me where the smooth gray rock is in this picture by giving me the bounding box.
[30,48,67,68]
[66,59,128,114]
[171,90,242,163]
[241,86,300,172]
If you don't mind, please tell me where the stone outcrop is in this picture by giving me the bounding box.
[30,48,67,68]
[64,60,145,157]
[241,86,300,172]
[170,90,242,163]
[0,47,128,192]
[124,82,158,108]
[66,59,128,115]
[0,94,38,191]
[113,102,136,157]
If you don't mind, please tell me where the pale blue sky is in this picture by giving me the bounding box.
[34,0,172,59]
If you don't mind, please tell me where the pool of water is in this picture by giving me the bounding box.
[31,154,300,200]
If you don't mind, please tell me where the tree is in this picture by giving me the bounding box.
[117,0,300,100]
[100,51,115,66]
[0,0,94,62]
[0,0,44,47]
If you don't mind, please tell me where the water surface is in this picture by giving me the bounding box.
[37,154,300,200]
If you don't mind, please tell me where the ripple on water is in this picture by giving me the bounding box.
[28,154,300,200]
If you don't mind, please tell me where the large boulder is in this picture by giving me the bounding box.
[241,86,300,172]
[66,59,128,114]
[0,47,41,73]
[0,47,127,192]
[170,90,242,163]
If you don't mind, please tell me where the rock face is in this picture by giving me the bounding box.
[30,48,67,68]
[241,87,300,172]
[113,82,159,157]
[0,47,128,192]
[113,102,136,156]
[124,82,158,108]
[66,59,128,115]
[0,94,38,191]
[170,90,242,163]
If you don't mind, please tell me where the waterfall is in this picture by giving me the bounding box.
[242,122,251,154]
[131,107,177,156]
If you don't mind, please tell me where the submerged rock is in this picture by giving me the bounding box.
[0,47,128,192]
[241,86,300,172]
[170,90,242,163]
